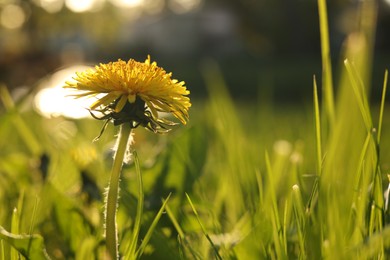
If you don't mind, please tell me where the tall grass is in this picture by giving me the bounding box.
[0,0,389,259]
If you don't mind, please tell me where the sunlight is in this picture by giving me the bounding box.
[34,66,95,119]
[65,0,100,12]
[109,0,144,8]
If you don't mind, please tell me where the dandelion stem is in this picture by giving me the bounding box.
[106,123,132,259]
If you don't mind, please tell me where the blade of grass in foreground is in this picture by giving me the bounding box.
[318,0,378,257]
[10,208,20,260]
[1,239,4,260]
[185,193,222,260]
[10,191,25,260]
[165,204,201,260]
[282,200,289,256]
[0,226,50,260]
[349,132,371,245]
[344,59,372,132]
[292,185,306,258]
[264,151,286,259]
[124,151,144,259]
[165,203,185,240]
[317,0,335,127]
[135,193,172,259]
[377,70,388,143]
[313,76,323,176]
[344,61,386,246]
[306,77,322,214]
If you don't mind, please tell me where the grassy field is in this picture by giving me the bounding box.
[1,0,390,259]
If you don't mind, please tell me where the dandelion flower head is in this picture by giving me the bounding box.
[64,56,191,133]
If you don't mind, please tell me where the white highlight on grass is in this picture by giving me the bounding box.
[384,180,390,211]
[292,184,300,191]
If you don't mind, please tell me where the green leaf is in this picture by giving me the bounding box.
[0,225,50,260]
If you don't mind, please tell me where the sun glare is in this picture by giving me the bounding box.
[109,0,144,9]
[34,66,95,119]
[65,0,103,12]
[31,0,205,14]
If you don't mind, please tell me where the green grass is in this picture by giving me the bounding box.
[1,0,390,259]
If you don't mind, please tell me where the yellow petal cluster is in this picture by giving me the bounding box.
[65,56,191,126]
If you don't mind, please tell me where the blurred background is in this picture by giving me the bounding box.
[1,0,390,103]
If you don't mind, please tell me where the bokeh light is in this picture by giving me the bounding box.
[65,0,103,13]
[40,0,64,13]
[34,66,95,119]
[109,0,144,9]
[1,4,26,29]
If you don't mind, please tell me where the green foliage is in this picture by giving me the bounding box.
[0,226,50,259]
[1,0,390,259]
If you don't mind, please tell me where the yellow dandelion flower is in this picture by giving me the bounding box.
[64,55,191,134]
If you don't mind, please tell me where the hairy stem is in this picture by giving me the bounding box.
[105,123,132,259]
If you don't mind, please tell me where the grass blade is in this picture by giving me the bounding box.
[305,76,323,215]
[282,200,289,256]
[292,185,306,258]
[185,193,222,260]
[264,151,286,259]
[313,76,322,176]
[10,208,20,260]
[165,204,201,260]
[1,239,4,260]
[135,193,172,258]
[344,59,373,132]
[317,0,335,127]
[124,150,144,259]
[377,70,388,143]
[0,226,50,260]
[165,203,185,240]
